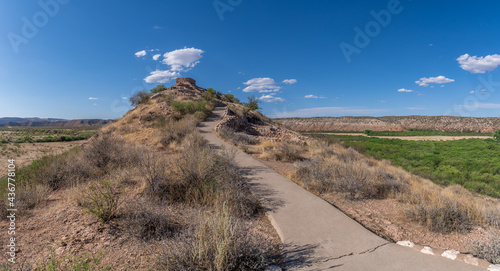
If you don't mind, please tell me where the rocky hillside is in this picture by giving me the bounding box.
[275,116,500,133]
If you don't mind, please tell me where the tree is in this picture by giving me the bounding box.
[129,90,150,106]
[150,84,167,93]
[221,94,239,104]
[494,130,500,141]
[243,95,260,110]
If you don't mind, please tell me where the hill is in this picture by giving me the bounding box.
[275,115,500,133]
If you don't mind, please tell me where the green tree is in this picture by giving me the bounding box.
[494,130,500,141]
[150,84,167,93]
[221,94,240,104]
[243,95,260,110]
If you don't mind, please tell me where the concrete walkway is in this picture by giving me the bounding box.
[199,107,484,271]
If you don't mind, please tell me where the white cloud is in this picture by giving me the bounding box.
[152,54,161,61]
[135,50,146,57]
[415,76,454,87]
[398,88,414,93]
[470,91,475,94]
[121,97,128,100]
[144,70,181,83]
[162,47,204,72]
[457,54,500,73]
[243,77,281,93]
[304,94,326,99]
[259,93,285,103]
[270,107,388,118]
[89,97,98,100]
[283,79,297,84]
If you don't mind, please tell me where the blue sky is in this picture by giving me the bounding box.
[2,0,500,119]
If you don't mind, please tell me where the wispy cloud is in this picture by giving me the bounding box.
[259,93,285,103]
[243,77,281,93]
[304,94,326,99]
[89,97,98,100]
[415,76,454,87]
[134,50,146,57]
[457,54,500,74]
[121,97,128,100]
[270,107,388,118]
[407,107,427,110]
[455,102,500,109]
[397,88,414,93]
[283,79,297,84]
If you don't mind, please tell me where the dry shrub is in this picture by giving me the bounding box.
[16,183,52,211]
[472,232,500,264]
[291,156,403,200]
[160,115,198,146]
[402,184,477,233]
[156,204,278,271]
[260,141,303,162]
[218,126,259,146]
[147,133,259,218]
[85,132,141,171]
[123,198,177,241]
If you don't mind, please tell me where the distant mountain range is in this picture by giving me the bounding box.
[0,117,112,127]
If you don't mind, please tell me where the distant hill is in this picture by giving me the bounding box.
[274,115,500,133]
[0,118,112,127]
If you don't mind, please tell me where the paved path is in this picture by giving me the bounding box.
[199,107,484,271]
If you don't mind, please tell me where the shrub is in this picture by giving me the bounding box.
[129,89,150,106]
[150,84,167,93]
[156,204,278,271]
[242,95,260,110]
[160,116,198,146]
[472,232,500,264]
[221,94,239,104]
[16,183,51,211]
[85,132,140,170]
[81,180,121,223]
[260,141,303,162]
[218,126,259,146]
[124,198,176,240]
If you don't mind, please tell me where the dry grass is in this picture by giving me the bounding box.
[259,140,304,162]
[156,204,279,271]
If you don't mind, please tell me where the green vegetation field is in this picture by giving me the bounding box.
[0,127,96,144]
[309,133,500,198]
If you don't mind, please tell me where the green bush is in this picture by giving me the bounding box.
[129,89,150,106]
[150,84,167,93]
[242,96,260,110]
[81,180,121,223]
[221,94,239,104]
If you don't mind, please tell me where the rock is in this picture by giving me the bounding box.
[463,254,478,266]
[421,246,434,255]
[265,265,282,271]
[488,265,500,271]
[441,250,459,260]
[55,247,65,255]
[396,240,414,248]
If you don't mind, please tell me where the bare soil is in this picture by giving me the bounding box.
[0,141,86,174]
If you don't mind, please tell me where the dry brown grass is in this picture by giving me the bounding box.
[156,204,279,271]
[259,140,304,162]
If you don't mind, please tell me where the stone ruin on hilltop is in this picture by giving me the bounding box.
[166,77,206,98]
